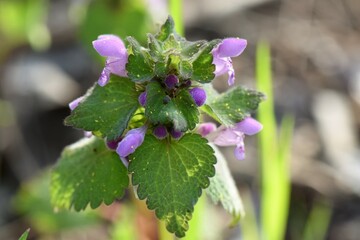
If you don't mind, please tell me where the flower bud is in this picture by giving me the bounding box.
[153,125,168,139]
[170,129,183,140]
[116,126,147,157]
[165,74,179,89]
[138,91,147,106]
[189,87,206,106]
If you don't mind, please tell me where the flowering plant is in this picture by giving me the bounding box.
[50,17,264,237]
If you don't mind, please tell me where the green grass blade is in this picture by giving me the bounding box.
[256,41,293,240]
[169,0,184,36]
[303,200,332,240]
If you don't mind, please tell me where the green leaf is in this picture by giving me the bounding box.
[156,16,175,41]
[126,36,155,82]
[145,81,199,131]
[191,39,221,83]
[64,76,139,141]
[51,137,129,211]
[206,144,244,225]
[203,85,265,126]
[18,229,30,240]
[129,134,216,237]
[163,34,181,52]
[179,60,193,79]
[147,33,163,61]
[180,40,207,59]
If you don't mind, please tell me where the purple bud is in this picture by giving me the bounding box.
[235,117,263,136]
[116,126,147,157]
[165,74,179,89]
[153,125,168,139]
[138,91,147,106]
[189,87,206,106]
[170,129,183,140]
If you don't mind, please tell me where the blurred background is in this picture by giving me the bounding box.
[0,0,360,239]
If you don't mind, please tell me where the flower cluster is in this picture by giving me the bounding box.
[69,25,260,165]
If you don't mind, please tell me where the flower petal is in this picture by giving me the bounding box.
[234,142,245,160]
[69,96,84,111]
[107,56,128,77]
[92,34,126,57]
[235,117,263,135]
[213,128,243,146]
[213,57,228,76]
[217,38,247,58]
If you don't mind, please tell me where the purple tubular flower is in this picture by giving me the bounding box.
[210,117,262,160]
[138,91,147,106]
[165,74,179,89]
[92,35,128,86]
[170,129,183,140]
[235,117,263,135]
[153,125,168,139]
[116,126,147,158]
[212,38,247,86]
[69,96,84,111]
[189,87,206,106]
[197,122,217,137]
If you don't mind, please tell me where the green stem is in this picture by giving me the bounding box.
[169,0,184,36]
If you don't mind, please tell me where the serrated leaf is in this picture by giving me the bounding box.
[206,144,244,225]
[203,85,265,126]
[51,137,129,211]
[126,37,155,82]
[156,16,175,41]
[145,81,199,131]
[191,39,221,83]
[129,134,216,237]
[65,76,139,141]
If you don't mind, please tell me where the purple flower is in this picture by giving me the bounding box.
[138,91,147,106]
[189,87,206,106]
[93,35,128,87]
[153,125,168,139]
[116,125,147,158]
[69,96,84,111]
[201,117,262,160]
[212,38,247,86]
